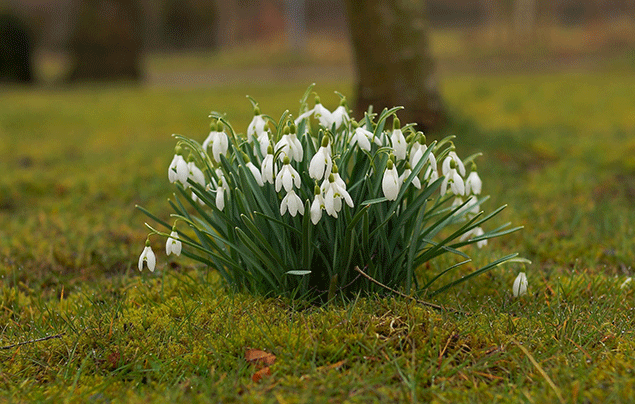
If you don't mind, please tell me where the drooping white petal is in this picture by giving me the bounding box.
[513,272,528,297]
[138,246,156,272]
[400,169,421,189]
[168,154,189,185]
[257,131,270,157]
[280,190,304,217]
[313,103,334,128]
[310,194,324,224]
[187,162,206,187]
[246,162,264,186]
[308,146,332,180]
[212,131,229,162]
[247,114,267,140]
[331,105,349,128]
[215,186,225,210]
[166,231,182,256]
[390,129,407,160]
[465,171,482,195]
[382,166,401,200]
[350,127,372,151]
[261,154,276,184]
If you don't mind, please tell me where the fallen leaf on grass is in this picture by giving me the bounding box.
[316,359,347,372]
[251,366,272,382]
[245,349,276,366]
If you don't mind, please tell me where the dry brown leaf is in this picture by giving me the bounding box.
[251,366,271,382]
[245,349,276,366]
[316,359,347,372]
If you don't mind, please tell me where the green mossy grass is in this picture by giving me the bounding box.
[1,70,634,402]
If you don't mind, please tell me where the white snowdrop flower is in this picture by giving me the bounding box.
[424,165,439,183]
[331,104,349,129]
[166,231,182,256]
[313,98,334,128]
[400,167,421,189]
[391,128,407,161]
[257,130,270,157]
[513,272,528,297]
[246,161,264,186]
[442,150,466,177]
[275,125,303,162]
[215,181,226,211]
[138,242,156,272]
[320,172,354,218]
[187,161,206,188]
[308,137,332,181]
[349,126,373,151]
[310,185,325,225]
[275,158,301,193]
[464,195,480,216]
[168,151,189,185]
[293,109,314,127]
[261,148,276,184]
[460,226,487,248]
[280,190,305,217]
[247,110,267,142]
[382,159,401,201]
[465,171,482,195]
[620,277,632,289]
[410,136,436,169]
[441,166,465,196]
[202,121,229,163]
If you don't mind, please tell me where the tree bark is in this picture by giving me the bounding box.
[345,0,445,132]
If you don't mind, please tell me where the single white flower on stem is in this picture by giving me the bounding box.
[331,99,349,128]
[424,165,439,183]
[320,169,353,218]
[441,159,465,197]
[202,120,229,163]
[166,230,182,256]
[382,157,401,201]
[275,157,301,193]
[261,146,276,184]
[187,160,205,188]
[308,136,332,180]
[410,134,436,169]
[390,118,407,161]
[257,130,270,157]
[310,184,325,225]
[313,96,334,128]
[400,163,422,189]
[214,168,228,211]
[513,272,528,297]
[280,190,305,217]
[247,107,267,142]
[350,125,373,151]
[465,164,482,195]
[275,124,303,162]
[138,240,156,272]
[246,159,264,186]
[168,146,189,185]
[442,149,466,177]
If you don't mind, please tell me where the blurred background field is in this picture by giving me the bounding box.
[1,0,635,401]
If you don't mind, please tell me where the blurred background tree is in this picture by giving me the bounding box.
[345,0,445,131]
[0,11,34,83]
[67,0,143,82]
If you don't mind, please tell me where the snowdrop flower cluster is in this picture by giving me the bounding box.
[139,87,521,300]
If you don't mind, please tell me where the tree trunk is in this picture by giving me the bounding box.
[344,0,445,132]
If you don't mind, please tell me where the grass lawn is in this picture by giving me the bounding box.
[1,68,634,402]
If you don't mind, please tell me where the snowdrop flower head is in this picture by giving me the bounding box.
[168,145,189,185]
[313,96,334,128]
[280,190,305,217]
[203,120,229,163]
[331,98,349,129]
[186,157,206,188]
[308,135,332,180]
[310,184,325,225]
[382,157,401,200]
[465,164,482,195]
[261,146,276,184]
[513,272,528,297]
[440,159,465,196]
[400,163,421,189]
[442,148,466,177]
[460,226,486,248]
[247,106,267,141]
[246,160,264,187]
[166,229,182,256]
[275,156,301,193]
[350,123,374,151]
[275,124,303,162]
[138,240,156,272]
[390,117,407,160]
